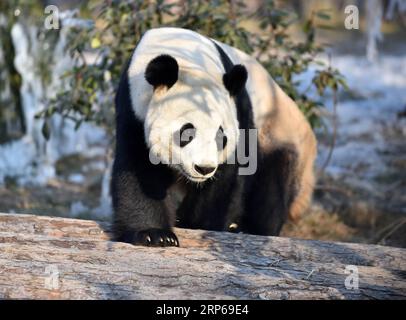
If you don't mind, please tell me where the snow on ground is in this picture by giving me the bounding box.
[314,55,406,193]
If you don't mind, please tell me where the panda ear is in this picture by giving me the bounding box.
[223,65,248,96]
[145,54,179,90]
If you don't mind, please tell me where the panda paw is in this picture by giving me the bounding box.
[121,229,179,247]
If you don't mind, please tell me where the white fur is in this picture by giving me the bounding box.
[128,28,239,181]
[128,27,226,121]
[146,82,239,181]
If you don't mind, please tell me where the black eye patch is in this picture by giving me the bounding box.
[174,123,196,147]
[216,126,228,150]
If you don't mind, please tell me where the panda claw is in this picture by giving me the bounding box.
[124,229,179,247]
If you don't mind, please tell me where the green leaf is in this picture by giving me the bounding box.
[316,12,331,20]
[91,37,101,49]
[338,78,350,91]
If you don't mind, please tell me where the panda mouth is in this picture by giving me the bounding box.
[179,167,208,183]
[187,175,207,182]
[184,173,207,182]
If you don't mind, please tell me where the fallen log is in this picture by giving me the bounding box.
[0,213,404,299]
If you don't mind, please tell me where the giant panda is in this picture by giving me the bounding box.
[112,27,317,247]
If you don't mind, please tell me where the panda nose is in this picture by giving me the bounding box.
[194,165,216,176]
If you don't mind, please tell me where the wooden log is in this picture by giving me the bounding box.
[0,213,404,300]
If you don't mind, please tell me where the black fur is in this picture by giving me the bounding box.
[213,42,298,236]
[244,146,298,235]
[223,65,248,96]
[112,39,299,247]
[112,55,177,246]
[213,43,253,130]
[145,54,179,89]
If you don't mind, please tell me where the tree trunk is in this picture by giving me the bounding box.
[0,213,404,299]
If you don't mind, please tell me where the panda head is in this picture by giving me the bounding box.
[144,54,247,183]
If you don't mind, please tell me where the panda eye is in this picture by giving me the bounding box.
[175,123,195,147]
[216,126,228,150]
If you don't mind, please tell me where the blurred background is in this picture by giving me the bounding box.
[0,0,405,247]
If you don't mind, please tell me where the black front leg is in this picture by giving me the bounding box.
[111,161,178,247]
[112,59,177,247]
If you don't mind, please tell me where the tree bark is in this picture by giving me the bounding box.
[0,213,404,299]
